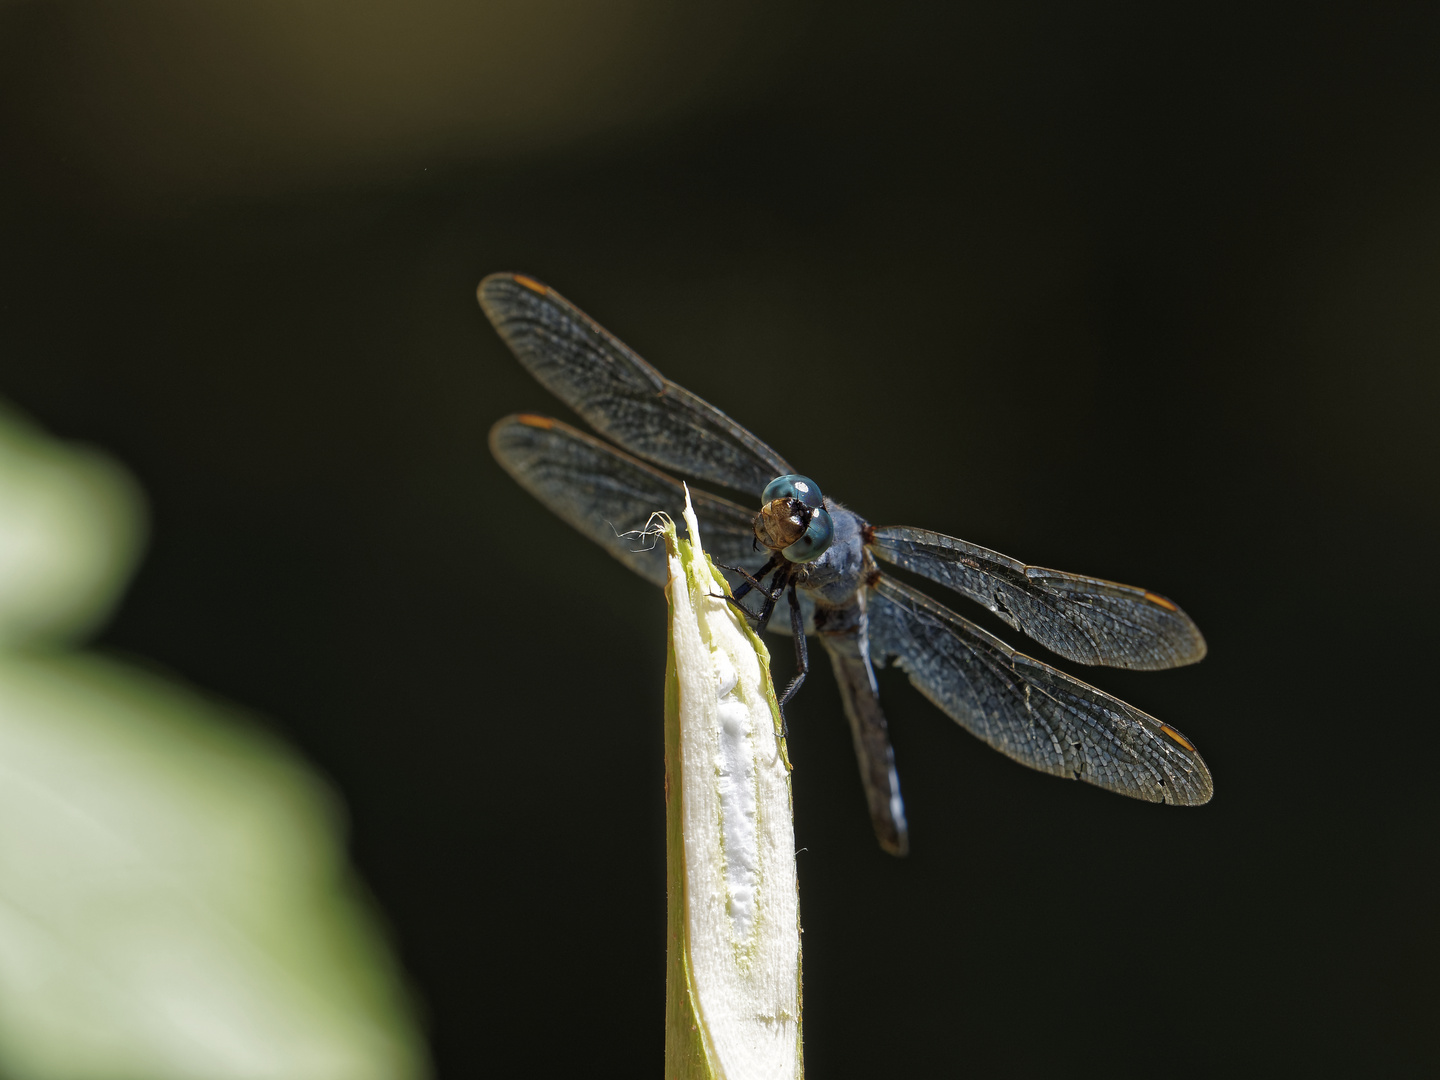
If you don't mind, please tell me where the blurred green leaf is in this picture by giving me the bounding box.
[0,403,145,648]
[0,402,428,1080]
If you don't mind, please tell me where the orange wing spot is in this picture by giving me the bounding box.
[1144,591,1179,612]
[516,413,555,429]
[513,274,548,295]
[1159,724,1197,752]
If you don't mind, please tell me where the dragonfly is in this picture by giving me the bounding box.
[481,272,1211,856]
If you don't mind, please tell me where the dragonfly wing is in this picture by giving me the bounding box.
[490,414,766,587]
[820,630,908,856]
[480,273,794,498]
[868,526,1206,670]
[866,573,1212,805]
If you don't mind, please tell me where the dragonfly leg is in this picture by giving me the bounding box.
[712,554,782,624]
[752,575,784,634]
[714,592,765,622]
[770,581,809,736]
[716,553,780,602]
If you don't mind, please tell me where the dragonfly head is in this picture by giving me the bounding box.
[754,474,835,563]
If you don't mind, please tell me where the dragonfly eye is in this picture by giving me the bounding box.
[762,474,825,510]
[782,507,834,563]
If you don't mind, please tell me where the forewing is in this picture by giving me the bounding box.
[490,414,766,587]
[480,273,794,497]
[869,527,1206,670]
[866,574,1212,805]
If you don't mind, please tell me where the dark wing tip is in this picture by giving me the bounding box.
[488,412,552,459]
[477,272,549,322]
[1173,755,1215,806]
[1140,590,1208,666]
[1184,623,1209,665]
[1157,725,1213,806]
[1163,606,1209,667]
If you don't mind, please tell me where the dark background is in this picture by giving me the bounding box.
[3,2,1437,1074]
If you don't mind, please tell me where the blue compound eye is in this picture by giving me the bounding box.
[781,507,834,563]
[762,473,825,510]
